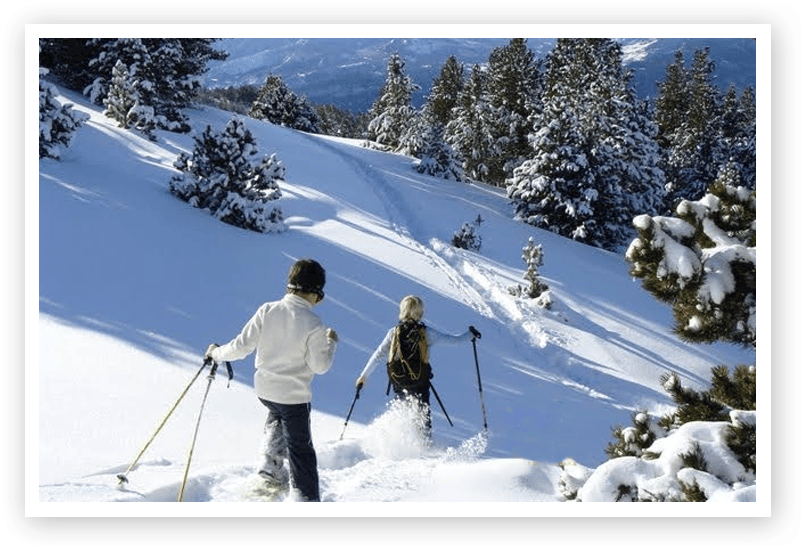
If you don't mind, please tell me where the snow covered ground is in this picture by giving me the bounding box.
[31,84,764,516]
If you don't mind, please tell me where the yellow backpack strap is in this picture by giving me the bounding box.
[418,324,429,364]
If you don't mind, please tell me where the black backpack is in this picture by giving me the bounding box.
[386,320,432,390]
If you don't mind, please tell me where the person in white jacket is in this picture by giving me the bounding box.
[206,259,338,502]
[355,295,478,436]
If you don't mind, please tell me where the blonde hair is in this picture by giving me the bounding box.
[389,295,429,368]
[398,295,424,321]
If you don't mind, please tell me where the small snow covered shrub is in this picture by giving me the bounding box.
[451,216,482,251]
[169,118,285,233]
[508,236,550,306]
[39,69,90,160]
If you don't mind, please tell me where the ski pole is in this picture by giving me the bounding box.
[428,381,453,427]
[469,326,488,431]
[177,358,229,502]
[117,358,209,486]
[340,384,362,440]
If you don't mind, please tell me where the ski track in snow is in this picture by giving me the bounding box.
[301,134,495,320]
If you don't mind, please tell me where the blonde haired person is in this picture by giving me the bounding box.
[356,295,480,434]
[205,259,338,502]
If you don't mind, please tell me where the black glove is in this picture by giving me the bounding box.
[469,325,482,340]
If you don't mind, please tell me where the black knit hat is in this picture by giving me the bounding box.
[287,258,326,299]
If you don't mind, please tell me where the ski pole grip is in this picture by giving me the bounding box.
[469,325,482,340]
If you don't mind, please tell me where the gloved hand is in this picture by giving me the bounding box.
[355,375,366,390]
[327,328,339,342]
[469,325,482,340]
[205,343,219,361]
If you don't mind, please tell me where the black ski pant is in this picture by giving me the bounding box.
[258,398,320,502]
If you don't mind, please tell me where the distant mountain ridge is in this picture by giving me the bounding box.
[203,37,757,112]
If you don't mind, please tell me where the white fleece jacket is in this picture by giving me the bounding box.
[211,293,337,405]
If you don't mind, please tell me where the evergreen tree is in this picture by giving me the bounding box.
[410,55,466,179]
[86,39,157,104]
[714,84,756,191]
[314,103,368,138]
[414,122,464,180]
[84,38,227,133]
[249,74,321,133]
[506,91,594,242]
[367,53,420,150]
[39,68,90,160]
[483,38,541,184]
[169,118,285,233]
[506,39,590,241]
[445,65,498,182]
[626,169,756,348]
[103,60,157,140]
[508,236,550,302]
[507,39,663,251]
[451,219,482,251]
[39,38,101,91]
[103,60,136,126]
[423,55,464,129]
[653,50,689,150]
[596,365,756,501]
[522,237,549,299]
[196,83,261,116]
[145,40,191,132]
[159,39,228,109]
[717,85,742,147]
[655,47,722,210]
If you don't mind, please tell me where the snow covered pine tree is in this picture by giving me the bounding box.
[169,118,285,233]
[626,168,756,348]
[39,68,90,160]
[103,60,157,140]
[367,53,420,151]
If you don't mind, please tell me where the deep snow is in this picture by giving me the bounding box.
[31,81,765,518]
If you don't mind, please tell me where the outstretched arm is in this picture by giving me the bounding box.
[356,328,393,387]
[426,325,473,347]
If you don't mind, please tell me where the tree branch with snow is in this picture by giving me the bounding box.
[626,165,756,349]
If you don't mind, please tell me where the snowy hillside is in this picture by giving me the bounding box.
[34,88,757,514]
